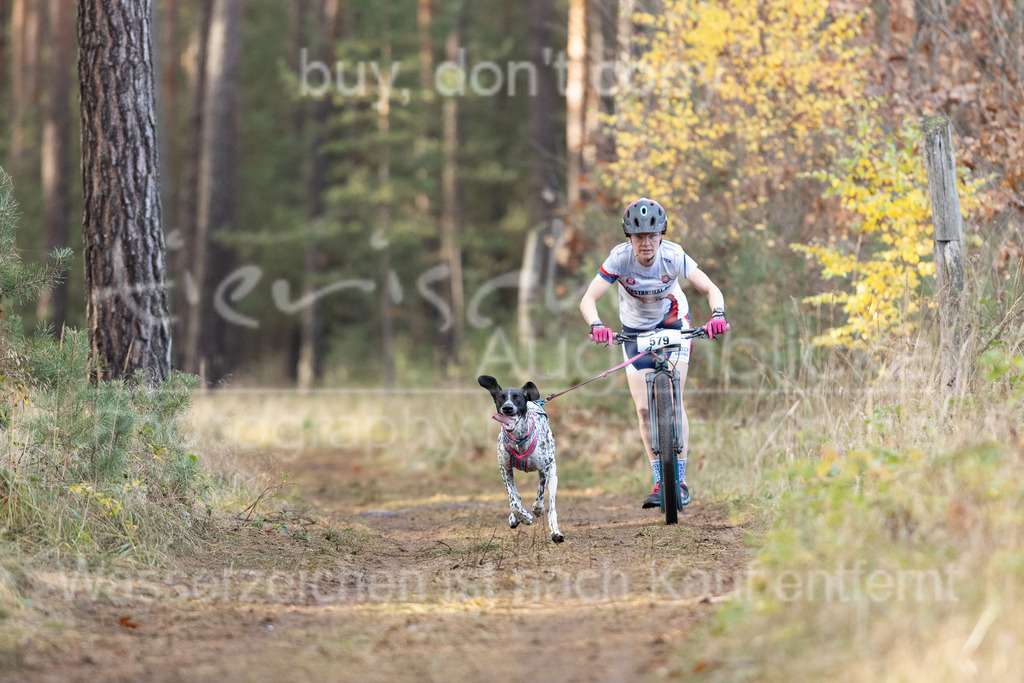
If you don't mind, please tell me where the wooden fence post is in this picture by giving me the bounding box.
[921,115,967,387]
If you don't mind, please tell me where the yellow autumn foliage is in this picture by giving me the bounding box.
[609,0,869,213]
[607,0,986,349]
[795,115,985,348]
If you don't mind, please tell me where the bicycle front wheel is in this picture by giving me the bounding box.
[655,372,678,525]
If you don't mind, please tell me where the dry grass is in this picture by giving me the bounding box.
[686,307,1024,680]
[8,338,1023,681]
[2,381,754,680]
[185,385,659,497]
[6,262,1024,679]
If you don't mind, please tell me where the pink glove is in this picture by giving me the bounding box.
[589,322,615,345]
[705,308,729,339]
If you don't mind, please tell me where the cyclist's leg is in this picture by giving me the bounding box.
[629,357,691,475]
[627,367,656,464]
[629,367,664,508]
[676,361,690,484]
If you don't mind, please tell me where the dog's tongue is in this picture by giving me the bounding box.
[491,412,516,426]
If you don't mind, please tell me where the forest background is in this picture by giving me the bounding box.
[3,0,1018,391]
[3,0,1024,678]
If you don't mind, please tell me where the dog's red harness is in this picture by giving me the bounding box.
[501,415,538,472]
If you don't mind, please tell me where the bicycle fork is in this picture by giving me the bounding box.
[645,368,684,458]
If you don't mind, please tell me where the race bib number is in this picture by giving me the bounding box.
[636,329,685,352]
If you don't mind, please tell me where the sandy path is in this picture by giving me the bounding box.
[4,449,750,682]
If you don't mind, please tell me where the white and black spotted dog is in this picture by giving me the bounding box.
[478,375,564,543]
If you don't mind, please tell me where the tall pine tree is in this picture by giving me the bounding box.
[78,0,172,382]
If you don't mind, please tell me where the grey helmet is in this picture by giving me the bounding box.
[622,197,667,236]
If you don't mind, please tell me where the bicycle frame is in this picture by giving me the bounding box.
[616,327,707,523]
[646,351,684,460]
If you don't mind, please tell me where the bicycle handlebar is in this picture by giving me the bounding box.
[613,327,710,344]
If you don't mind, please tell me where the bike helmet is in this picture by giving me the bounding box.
[622,197,667,236]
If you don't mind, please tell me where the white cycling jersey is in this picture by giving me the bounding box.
[598,240,697,329]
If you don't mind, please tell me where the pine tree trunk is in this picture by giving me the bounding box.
[527,0,558,230]
[412,0,439,354]
[184,0,242,385]
[616,0,635,73]
[440,23,465,371]
[296,0,339,392]
[0,0,9,110]
[565,0,586,208]
[378,4,397,391]
[582,0,604,190]
[158,0,181,232]
[37,0,75,330]
[288,0,310,138]
[414,0,435,215]
[10,0,42,172]
[417,0,434,91]
[173,1,212,370]
[615,0,635,112]
[78,0,172,383]
[518,0,559,346]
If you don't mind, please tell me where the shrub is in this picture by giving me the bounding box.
[0,168,205,563]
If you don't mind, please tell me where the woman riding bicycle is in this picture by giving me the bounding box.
[579,197,728,509]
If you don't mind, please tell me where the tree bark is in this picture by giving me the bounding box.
[582,0,605,186]
[440,21,465,371]
[414,0,435,216]
[527,0,558,230]
[614,0,637,162]
[378,2,397,390]
[288,0,310,138]
[78,0,172,383]
[296,0,339,392]
[157,0,181,232]
[518,0,559,346]
[0,0,9,111]
[10,0,42,172]
[173,0,212,370]
[184,0,242,384]
[37,0,75,330]
[417,0,434,95]
[565,0,586,208]
[616,0,635,75]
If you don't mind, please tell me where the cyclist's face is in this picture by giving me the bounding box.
[629,232,662,264]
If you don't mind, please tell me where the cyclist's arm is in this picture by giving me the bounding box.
[685,267,725,312]
[580,274,613,325]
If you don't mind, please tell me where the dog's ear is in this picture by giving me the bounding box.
[478,375,502,395]
[522,382,540,402]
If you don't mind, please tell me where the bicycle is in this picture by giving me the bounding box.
[614,326,710,525]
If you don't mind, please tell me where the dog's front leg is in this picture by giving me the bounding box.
[533,469,547,518]
[546,462,564,543]
[501,465,533,527]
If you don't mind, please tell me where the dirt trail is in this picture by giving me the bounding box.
[5,448,751,682]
